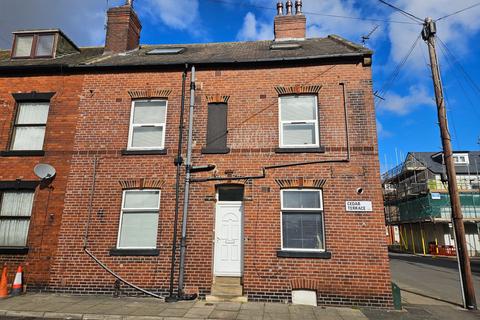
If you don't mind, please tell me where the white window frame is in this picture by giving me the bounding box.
[453,153,469,165]
[116,189,161,250]
[280,189,325,252]
[278,95,320,148]
[127,99,168,150]
[0,191,35,247]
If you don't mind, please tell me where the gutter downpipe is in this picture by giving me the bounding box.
[166,65,188,302]
[177,65,196,299]
[190,82,351,183]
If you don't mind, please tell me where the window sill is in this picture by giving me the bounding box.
[201,147,230,154]
[121,149,167,156]
[276,250,331,259]
[275,147,325,154]
[0,247,29,255]
[109,248,159,256]
[0,150,45,157]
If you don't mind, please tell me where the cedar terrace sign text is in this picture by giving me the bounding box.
[345,201,373,212]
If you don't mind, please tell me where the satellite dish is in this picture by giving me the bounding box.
[34,163,56,180]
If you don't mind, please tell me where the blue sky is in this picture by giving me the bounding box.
[1,0,479,173]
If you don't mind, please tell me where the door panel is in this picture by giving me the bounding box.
[214,203,243,276]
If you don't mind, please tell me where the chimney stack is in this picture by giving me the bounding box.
[104,1,142,54]
[274,1,306,41]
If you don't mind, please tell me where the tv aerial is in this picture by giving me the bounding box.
[34,163,56,181]
[361,25,380,47]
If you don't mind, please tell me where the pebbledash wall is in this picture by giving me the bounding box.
[0,73,84,289]
[45,61,393,307]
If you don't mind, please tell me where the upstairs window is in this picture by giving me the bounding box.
[127,100,167,150]
[12,33,55,58]
[453,153,469,165]
[11,102,50,151]
[281,189,324,251]
[0,191,34,247]
[279,95,319,148]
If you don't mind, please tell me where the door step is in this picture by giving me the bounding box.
[207,276,246,302]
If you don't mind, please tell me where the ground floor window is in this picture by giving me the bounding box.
[117,189,160,249]
[281,189,324,251]
[0,191,34,246]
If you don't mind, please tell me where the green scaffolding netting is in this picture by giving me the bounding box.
[387,193,480,222]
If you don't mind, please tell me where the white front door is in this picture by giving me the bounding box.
[214,203,243,276]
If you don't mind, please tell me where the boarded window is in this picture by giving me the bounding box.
[202,103,230,154]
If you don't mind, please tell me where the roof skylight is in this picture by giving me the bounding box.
[146,47,185,55]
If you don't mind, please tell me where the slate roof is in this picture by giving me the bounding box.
[410,151,480,175]
[0,35,371,70]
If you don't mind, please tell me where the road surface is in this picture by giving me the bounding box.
[389,252,480,306]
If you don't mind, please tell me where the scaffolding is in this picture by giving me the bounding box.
[383,153,480,224]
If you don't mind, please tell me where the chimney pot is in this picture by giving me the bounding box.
[295,0,302,15]
[286,0,293,15]
[276,2,284,16]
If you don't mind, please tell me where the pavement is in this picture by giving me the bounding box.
[389,252,480,306]
[0,293,368,320]
[1,253,480,320]
[0,291,479,320]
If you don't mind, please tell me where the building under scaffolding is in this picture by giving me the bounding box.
[383,151,480,257]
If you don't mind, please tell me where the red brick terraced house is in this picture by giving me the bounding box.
[0,1,392,308]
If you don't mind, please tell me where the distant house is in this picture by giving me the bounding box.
[383,151,480,257]
[0,1,392,308]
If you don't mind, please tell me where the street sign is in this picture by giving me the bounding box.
[345,201,373,212]
[431,192,441,200]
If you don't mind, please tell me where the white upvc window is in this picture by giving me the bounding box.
[127,100,167,150]
[11,102,49,150]
[0,191,35,247]
[117,190,160,249]
[280,189,325,251]
[453,153,469,165]
[279,95,319,148]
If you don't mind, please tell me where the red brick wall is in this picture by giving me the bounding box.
[48,61,392,308]
[274,15,306,40]
[0,74,83,289]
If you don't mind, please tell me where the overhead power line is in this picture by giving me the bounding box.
[437,2,480,21]
[376,0,424,23]
[436,36,480,97]
[206,0,419,25]
[374,34,422,105]
[436,39,480,121]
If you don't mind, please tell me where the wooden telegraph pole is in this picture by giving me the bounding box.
[422,17,477,310]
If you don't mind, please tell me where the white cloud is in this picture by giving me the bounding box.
[388,1,480,68]
[378,86,435,115]
[0,0,126,49]
[303,0,376,41]
[376,119,392,139]
[237,12,273,41]
[244,0,380,42]
[142,0,200,31]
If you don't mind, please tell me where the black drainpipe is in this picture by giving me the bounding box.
[166,64,188,303]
